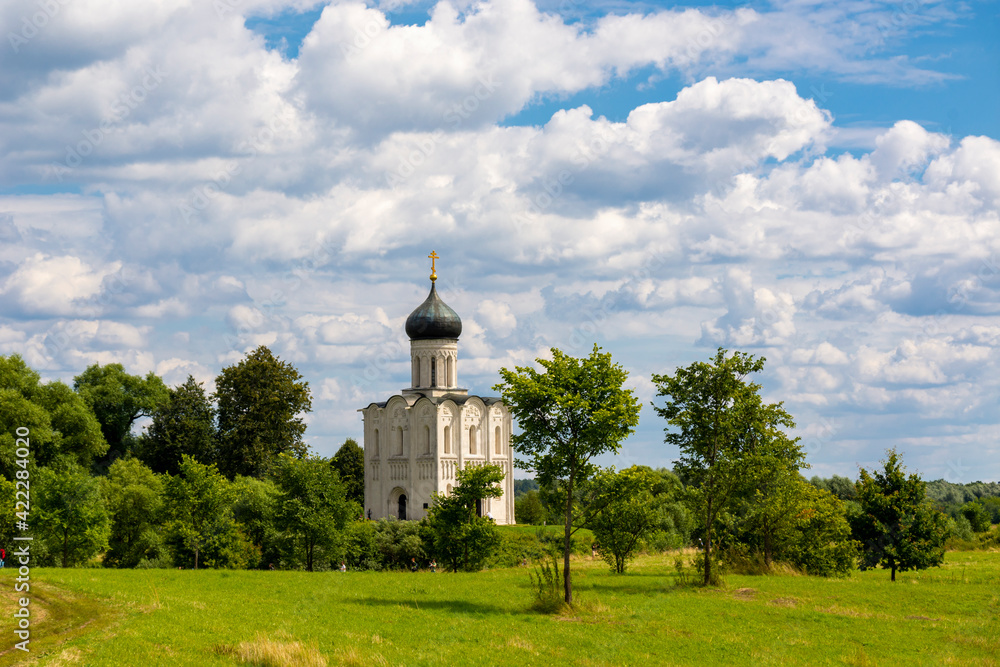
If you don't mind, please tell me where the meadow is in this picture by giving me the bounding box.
[1,547,998,666]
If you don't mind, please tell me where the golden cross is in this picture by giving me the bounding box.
[428,250,439,282]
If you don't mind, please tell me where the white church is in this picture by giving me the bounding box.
[359,253,515,524]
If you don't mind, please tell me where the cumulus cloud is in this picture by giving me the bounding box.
[0,0,997,480]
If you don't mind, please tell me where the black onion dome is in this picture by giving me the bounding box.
[405,283,462,340]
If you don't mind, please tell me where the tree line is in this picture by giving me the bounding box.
[2,344,995,591]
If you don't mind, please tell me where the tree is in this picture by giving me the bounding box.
[426,463,504,572]
[739,430,807,566]
[273,455,356,571]
[781,481,858,576]
[165,455,252,569]
[0,355,107,476]
[231,476,281,568]
[585,467,661,573]
[35,462,110,567]
[214,346,312,479]
[495,345,641,603]
[74,363,168,470]
[852,449,948,581]
[331,438,365,506]
[101,458,166,568]
[515,490,546,525]
[651,348,800,586]
[960,501,991,534]
[139,376,217,475]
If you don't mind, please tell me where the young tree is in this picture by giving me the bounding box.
[651,348,800,586]
[960,501,991,534]
[852,449,948,581]
[781,481,858,576]
[585,467,661,573]
[73,363,169,470]
[214,346,311,479]
[515,490,546,525]
[426,463,505,572]
[139,375,218,475]
[274,455,357,571]
[495,345,641,604]
[35,462,110,567]
[165,455,247,569]
[331,438,365,506]
[231,476,281,568]
[101,458,166,568]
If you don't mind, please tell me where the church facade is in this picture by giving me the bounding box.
[359,255,515,524]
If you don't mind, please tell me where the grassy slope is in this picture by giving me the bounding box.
[1,551,998,666]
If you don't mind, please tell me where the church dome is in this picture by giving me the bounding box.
[405,282,462,340]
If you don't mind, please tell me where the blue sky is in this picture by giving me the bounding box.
[1,0,999,482]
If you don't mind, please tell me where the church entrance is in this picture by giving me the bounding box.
[398,494,407,520]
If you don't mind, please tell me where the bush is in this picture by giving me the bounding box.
[960,501,992,533]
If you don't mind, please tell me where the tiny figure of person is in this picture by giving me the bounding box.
[0,547,5,568]
[367,509,372,520]
[339,561,347,572]
[410,557,418,573]
[268,562,275,571]
[429,559,437,573]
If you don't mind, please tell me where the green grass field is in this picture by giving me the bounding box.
[1,548,998,666]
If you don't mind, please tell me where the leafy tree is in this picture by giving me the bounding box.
[651,348,799,586]
[852,449,948,581]
[165,455,253,569]
[426,464,505,572]
[779,481,858,576]
[34,462,110,567]
[495,345,641,603]
[959,501,991,534]
[139,376,217,475]
[214,346,311,479]
[331,438,365,506]
[0,355,106,476]
[515,490,546,525]
[0,477,17,548]
[231,476,281,568]
[740,434,807,567]
[101,458,166,568]
[273,455,356,571]
[586,467,662,573]
[74,363,168,470]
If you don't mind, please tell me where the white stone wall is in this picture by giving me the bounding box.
[362,395,514,524]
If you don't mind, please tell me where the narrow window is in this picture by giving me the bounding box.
[431,357,437,387]
[495,425,501,455]
[444,425,451,454]
[373,429,380,457]
[396,427,404,456]
[469,426,477,455]
[424,425,431,454]
[447,356,454,387]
